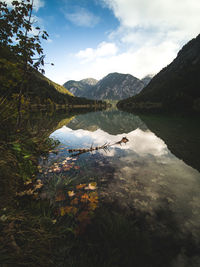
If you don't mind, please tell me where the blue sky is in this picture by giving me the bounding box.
[7,0,200,84]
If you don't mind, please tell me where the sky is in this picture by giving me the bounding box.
[7,0,200,84]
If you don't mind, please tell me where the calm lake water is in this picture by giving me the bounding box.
[40,109,200,266]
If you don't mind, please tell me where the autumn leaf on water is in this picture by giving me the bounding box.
[89,202,98,211]
[68,191,75,197]
[85,182,97,190]
[88,192,98,203]
[52,167,61,173]
[34,183,43,190]
[76,184,86,190]
[24,180,32,185]
[81,193,89,203]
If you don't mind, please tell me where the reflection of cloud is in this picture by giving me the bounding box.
[50,122,200,246]
[127,129,168,156]
[51,126,167,157]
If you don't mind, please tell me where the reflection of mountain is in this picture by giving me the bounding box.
[67,110,147,135]
[139,114,200,172]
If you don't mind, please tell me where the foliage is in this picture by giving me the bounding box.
[0,0,48,73]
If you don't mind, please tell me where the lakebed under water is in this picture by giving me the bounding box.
[38,109,200,266]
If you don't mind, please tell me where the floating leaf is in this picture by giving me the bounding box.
[81,193,89,203]
[89,202,98,211]
[68,191,75,197]
[24,180,32,185]
[76,184,86,190]
[34,183,43,189]
[85,182,97,190]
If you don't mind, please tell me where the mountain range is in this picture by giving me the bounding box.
[117,34,200,112]
[63,73,152,100]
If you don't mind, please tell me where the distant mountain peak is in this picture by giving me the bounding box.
[80,78,98,85]
[63,72,147,100]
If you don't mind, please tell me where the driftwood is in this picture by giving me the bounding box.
[68,137,129,156]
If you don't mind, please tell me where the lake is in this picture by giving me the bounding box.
[37,109,200,266]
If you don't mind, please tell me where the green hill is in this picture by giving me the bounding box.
[117,34,200,112]
[0,49,104,108]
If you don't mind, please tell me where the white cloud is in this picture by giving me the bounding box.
[6,0,44,11]
[65,39,178,81]
[61,0,200,82]
[44,0,200,84]
[103,0,200,40]
[64,7,100,27]
[76,42,118,62]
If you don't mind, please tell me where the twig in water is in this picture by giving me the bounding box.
[68,137,129,156]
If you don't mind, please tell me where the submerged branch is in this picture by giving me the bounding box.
[68,137,129,156]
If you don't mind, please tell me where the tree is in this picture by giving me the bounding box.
[0,0,48,72]
[0,0,49,124]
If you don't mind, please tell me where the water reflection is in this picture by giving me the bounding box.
[47,109,200,266]
[67,109,147,134]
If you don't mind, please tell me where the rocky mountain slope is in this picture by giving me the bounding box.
[141,75,154,87]
[63,78,98,98]
[117,34,200,112]
[64,73,147,100]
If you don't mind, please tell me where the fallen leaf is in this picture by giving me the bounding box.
[85,182,97,190]
[81,193,89,203]
[76,184,86,190]
[68,191,75,197]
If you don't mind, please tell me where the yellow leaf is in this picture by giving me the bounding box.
[85,182,97,190]
[68,191,75,197]
[76,184,86,190]
[60,207,65,216]
[81,193,89,203]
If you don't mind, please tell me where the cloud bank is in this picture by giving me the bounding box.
[66,0,200,81]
